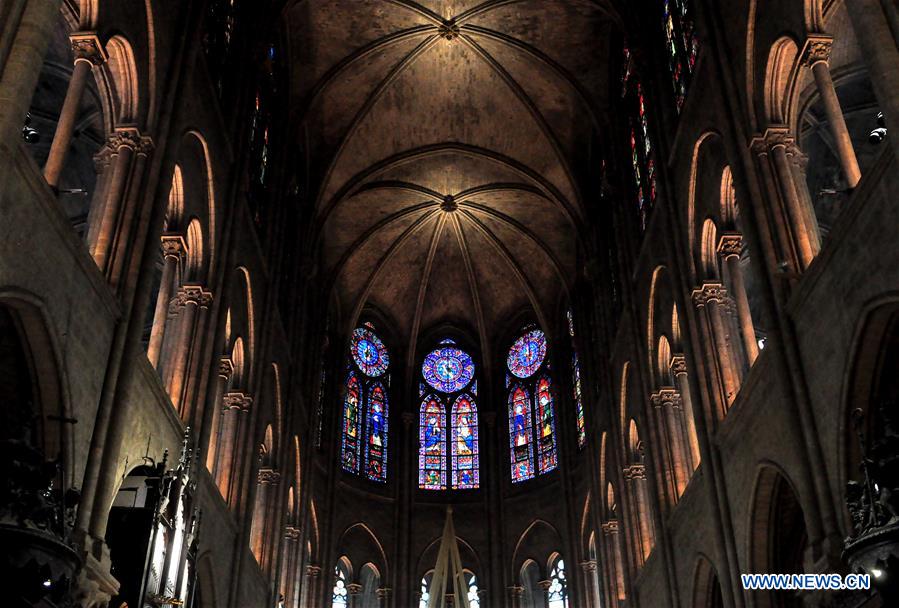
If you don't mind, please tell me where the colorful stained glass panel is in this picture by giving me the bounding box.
[422,347,474,393]
[509,386,535,482]
[340,372,361,474]
[419,396,447,490]
[364,383,388,482]
[351,327,389,377]
[507,329,547,379]
[451,395,479,489]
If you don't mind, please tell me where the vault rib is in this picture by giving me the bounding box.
[449,212,491,375]
[407,214,448,368]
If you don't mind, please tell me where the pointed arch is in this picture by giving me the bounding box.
[103,35,139,124]
[509,384,534,483]
[419,394,446,490]
[364,382,388,482]
[764,36,801,125]
[341,371,362,474]
[451,393,479,489]
[535,375,558,474]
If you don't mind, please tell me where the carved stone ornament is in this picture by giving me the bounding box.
[717,233,743,259]
[258,468,281,485]
[579,559,598,573]
[160,234,186,258]
[104,128,145,154]
[623,463,647,481]
[802,35,833,68]
[284,525,300,540]
[306,565,322,578]
[223,391,253,412]
[751,126,794,155]
[507,586,524,598]
[602,519,619,534]
[537,579,553,591]
[669,354,688,376]
[171,285,214,311]
[347,583,363,595]
[439,19,461,40]
[218,357,235,380]
[376,588,392,600]
[651,388,682,409]
[70,32,107,65]
[691,282,727,307]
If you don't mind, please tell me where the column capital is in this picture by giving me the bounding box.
[347,583,363,595]
[284,525,300,540]
[750,126,794,154]
[105,127,152,154]
[507,585,524,598]
[70,32,107,65]
[717,232,743,260]
[623,463,647,480]
[160,234,186,259]
[376,588,391,600]
[171,285,214,310]
[669,354,688,377]
[650,388,682,409]
[602,519,619,534]
[306,565,322,578]
[579,559,598,573]
[537,579,553,591]
[218,357,234,381]
[258,467,281,485]
[691,282,727,307]
[801,34,833,67]
[223,391,253,411]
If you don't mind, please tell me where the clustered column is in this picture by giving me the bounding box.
[205,358,233,472]
[717,233,759,366]
[507,585,524,608]
[650,388,690,498]
[692,283,740,415]
[622,463,653,562]
[165,285,214,414]
[43,32,107,189]
[669,355,701,467]
[578,560,598,608]
[303,565,321,608]
[148,234,186,368]
[215,391,253,503]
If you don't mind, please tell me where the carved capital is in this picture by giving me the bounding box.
[439,19,461,40]
[691,282,727,307]
[669,354,688,377]
[507,586,524,598]
[218,357,234,380]
[160,234,186,259]
[284,525,300,540]
[258,468,281,485]
[347,583,363,595]
[172,285,214,310]
[623,463,647,480]
[223,391,253,412]
[717,232,743,260]
[651,388,682,409]
[802,35,833,67]
[105,127,144,153]
[306,565,322,578]
[70,32,107,65]
[751,126,795,155]
[537,579,553,591]
[602,519,619,534]
[579,559,598,573]
[376,588,392,600]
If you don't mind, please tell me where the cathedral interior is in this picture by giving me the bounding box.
[2,1,899,607]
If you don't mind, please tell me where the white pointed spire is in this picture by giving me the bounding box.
[427,506,470,608]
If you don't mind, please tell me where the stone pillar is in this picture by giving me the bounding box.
[578,560,598,608]
[717,233,759,366]
[216,392,253,501]
[165,285,213,413]
[347,583,363,608]
[670,355,701,468]
[376,587,391,608]
[43,33,107,189]
[769,130,817,268]
[282,525,300,608]
[803,36,862,188]
[90,128,143,271]
[254,468,281,571]
[147,234,185,368]
[602,520,625,606]
[623,463,652,562]
[304,565,321,608]
[536,579,552,608]
[652,388,689,496]
[108,134,155,288]
[205,358,233,472]
[692,283,740,410]
[507,585,524,608]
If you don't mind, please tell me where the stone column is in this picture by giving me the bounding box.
[803,36,862,188]
[670,355,701,468]
[90,128,143,271]
[536,579,552,608]
[602,520,625,606]
[623,463,652,562]
[658,388,690,495]
[166,285,213,413]
[205,358,233,472]
[282,525,300,608]
[767,129,818,268]
[717,233,759,366]
[376,587,391,608]
[254,468,281,571]
[108,134,155,288]
[578,560,598,608]
[148,234,185,368]
[304,565,321,608]
[507,585,524,608]
[649,390,677,500]
[692,283,740,410]
[347,583,363,608]
[43,32,107,189]
[216,392,253,501]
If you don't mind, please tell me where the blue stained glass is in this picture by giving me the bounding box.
[364,383,388,482]
[351,327,389,377]
[341,372,361,474]
[536,376,558,473]
[422,347,474,393]
[451,395,479,489]
[509,385,535,483]
[507,330,547,379]
[419,395,447,490]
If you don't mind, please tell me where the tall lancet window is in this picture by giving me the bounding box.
[568,309,586,448]
[419,340,479,490]
[507,327,557,482]
[661,0,700,112]
[341,325,390,481]
[621,45,658,231]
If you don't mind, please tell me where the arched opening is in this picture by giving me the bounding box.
[693,556,724,608]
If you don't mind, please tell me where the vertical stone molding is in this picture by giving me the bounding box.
[216,391,253,501]
[165,285,213,413]
[148,234,186,368]
[717,232,759,366]
[802,35,862,188]
[692,282,741,412]
[376,587,391,608]
[669,355,701,467]
[205,357,234,472]
[508,585,524,608]
[43,32,107,189]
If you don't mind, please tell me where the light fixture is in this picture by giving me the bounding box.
[42,579,52,588]
[871,567,884,579]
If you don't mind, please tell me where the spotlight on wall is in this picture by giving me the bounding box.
[21,112,40,143]
[869,112,887,144]
[871,567,884,579]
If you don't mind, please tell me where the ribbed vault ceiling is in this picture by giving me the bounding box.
[286,0,617,366]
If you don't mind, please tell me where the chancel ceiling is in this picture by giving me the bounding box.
[285,0,619,368]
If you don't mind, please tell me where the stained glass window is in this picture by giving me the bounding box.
[418,575,431,608]
[422,347,474,393]
[418,341,480,490]
[352,327,389,377]
[547,559,569,608]
[536,376,558,473]
[419,395,446,490]
[342,326,390,482]
[364,383,388,482]
[507,329,547,379]
[507,327,558,482]
[621,45,658,231]
[467,573,481,608]
[509,385,535,483]
[332,566,348,607]
[568,309,586,449]
[340,372,361,474]
[451,395,479,490]
[662,0,699,112]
